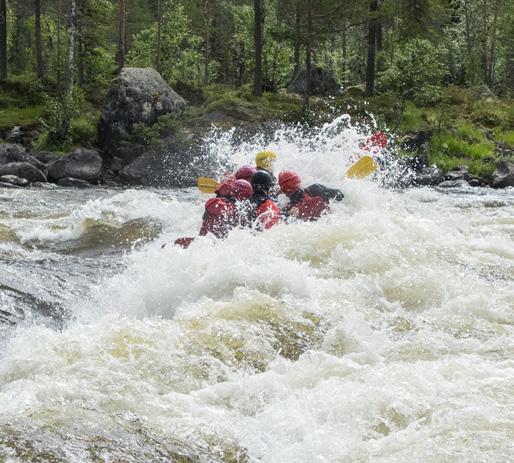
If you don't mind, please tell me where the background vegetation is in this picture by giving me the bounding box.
[0,0,512,178]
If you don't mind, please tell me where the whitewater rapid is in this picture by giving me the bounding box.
[0,119,513,462]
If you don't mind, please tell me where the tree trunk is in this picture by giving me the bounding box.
[303,7,312,111]
[117,0,126,74]
[365,0,379,97]
[57,0,62,83]
[156,0,162,72]
[341,23,347,84]
[0,0,7,80]
[66,0,76,98]
[293,8,300,76]
[202,0,209,85]
[35,0,45,78]
[487,3,499,86]
[253,0,263,96]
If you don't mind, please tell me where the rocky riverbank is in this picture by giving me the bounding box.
[1,68,513,190]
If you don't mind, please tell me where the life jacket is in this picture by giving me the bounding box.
[249,193,280,230]
[283,189,330,222]
[199,197,237,239]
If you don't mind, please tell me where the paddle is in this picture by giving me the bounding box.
[345,155,378,179]
[197,176,220,193]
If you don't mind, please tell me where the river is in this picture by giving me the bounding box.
[1,120,513,462]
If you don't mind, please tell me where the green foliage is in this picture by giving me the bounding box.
[470,100,512,128]
[39,87,88,149]
[378,39,448,105]
[121,113,182,147]
[127,1,203,84]
[430,121,496,178]
[495,130,514,147]
[0,106,44,130]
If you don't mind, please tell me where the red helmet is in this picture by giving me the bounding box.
[369,131,388,149]
[205,197,232,216]
[235,165,257,182]
[232,179,253,200]
[278,170,301,195]
[215,181,233,198]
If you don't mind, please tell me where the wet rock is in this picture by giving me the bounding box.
[4,125,39,145]
[466,175,486,187]
[491,161,514,188]
[0,175,29,187]
[0,162,47,183]
[98,67,186,155]
[111,156,124,173]
[287,67,341,96]
[119,145,196,187]
[48,148,102,183]
[31,151,60,165]
[438,179,470,188]
[0,143,45,170]
[31,181,58,189]
[57,177,93,188]
[414,166,444,186]
[445,165,469,181]
[0,181,21,189]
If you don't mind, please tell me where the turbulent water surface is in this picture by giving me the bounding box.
[1,121,513,462]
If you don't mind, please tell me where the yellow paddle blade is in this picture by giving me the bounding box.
[197,176,219,193]
[346,155,378,179]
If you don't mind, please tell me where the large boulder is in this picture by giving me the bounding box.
[438,179,470,188]
[0,162,47,183]
[0,175,29,187]
[287,67,341,96]
[98,67,186,155]
[57,177,93,188]
[414,166,444,186]
[491,161,514,188]
[47,148,103,183]
[0,143,45,170]
[119,145,196,187]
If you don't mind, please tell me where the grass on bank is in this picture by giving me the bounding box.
[1,76,512,179]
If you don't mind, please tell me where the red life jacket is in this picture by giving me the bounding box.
[284,190,329,221]
[296,193,329,221]
[199,197,237,239]
[249,193,280,230]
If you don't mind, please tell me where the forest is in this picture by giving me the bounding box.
[0,0,512,180]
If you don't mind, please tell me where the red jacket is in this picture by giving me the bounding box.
[199,198,237,239]
[283,190,329,221]
[249,193,280,230]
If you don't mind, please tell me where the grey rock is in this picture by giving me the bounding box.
[0,162,47,183]
[0,181,21,189]
[287,67,341,96]
[415,166,444,186]
[438,179,470,188]
[57,177,93,188]
[110,156,124,172]
[0,175,29,187]
[119,146,195,187]
[491,161,514,188]
[5,126,24,144]
[31,181,58,189]
[98,67,186,155]
[48,148,102,183]
[445,165,469,181]
[31,151,60,165]
[0,143,45,170]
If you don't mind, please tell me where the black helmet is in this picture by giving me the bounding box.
[251,171,273,191]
